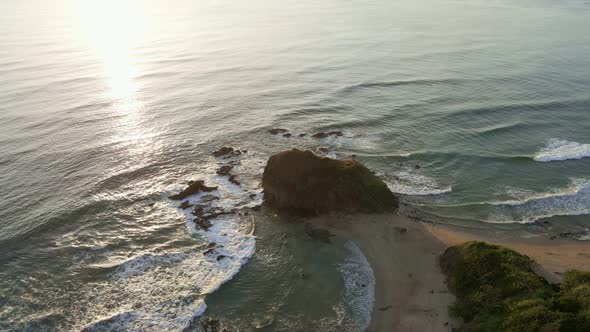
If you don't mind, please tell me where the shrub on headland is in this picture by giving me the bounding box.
[440,241,590,331]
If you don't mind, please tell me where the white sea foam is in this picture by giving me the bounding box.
[534,139,590,162]
[81,158,262,331]
[485,178,590,223]
[337,240,375,332]
[385,170,452,196]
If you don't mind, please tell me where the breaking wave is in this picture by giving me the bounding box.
[485,178,590,223]
[385,170,452,196]
[337,241,375,332]
[534,139,590,162]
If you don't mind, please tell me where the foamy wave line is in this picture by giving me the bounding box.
[494,179,590,206]
[534,139,590,162]
[385,171,452,196]
[486,178,590,224]
[413,179,590,225]
[337,240,375,332]
[82,167,261,331]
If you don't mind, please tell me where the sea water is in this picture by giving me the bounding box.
[1,0,589,330]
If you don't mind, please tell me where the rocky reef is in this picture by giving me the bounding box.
[262,149,397,214]
[169,180,217,200]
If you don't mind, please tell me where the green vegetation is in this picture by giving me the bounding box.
[440,241,590,331]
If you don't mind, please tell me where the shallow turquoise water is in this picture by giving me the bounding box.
[1,0,589,330]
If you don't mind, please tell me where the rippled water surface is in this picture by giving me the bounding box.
[1,0,590,330]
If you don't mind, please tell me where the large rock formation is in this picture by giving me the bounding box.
[262,149,397,214]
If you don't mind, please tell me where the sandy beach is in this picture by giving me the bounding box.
[313,214,590,332]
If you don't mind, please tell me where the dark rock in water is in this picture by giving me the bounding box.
[192,206,232,221]
[217,165,233,176]
[228,175,240,186]
[249,193,257,199]
[203,248,216,255]
[269,128,288,135]
[169,181,217,200]
[312,131,343,139]
[212,147,241,157]
[200,195,220,203]
[304,223,334,243]
[179,201,193,209]
[200,317,226,332]
[298,133,307,137]
[282,133,292,138]
[194,218,213,231]
[216,255,226,261]
[318,147,330,154]
[414,164,421,169]
[328,130,343,136]
[262,149,398,214]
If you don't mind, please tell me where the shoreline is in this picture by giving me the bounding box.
[314,214,458,331]
[312,213,590,331]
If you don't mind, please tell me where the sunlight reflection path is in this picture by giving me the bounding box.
[78,0,160,165]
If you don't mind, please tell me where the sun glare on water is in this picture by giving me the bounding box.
[78,0,145,100]
[77,0,159,163]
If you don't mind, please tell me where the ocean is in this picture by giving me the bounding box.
[1,0,589,330]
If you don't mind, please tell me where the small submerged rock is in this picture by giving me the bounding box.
[179,201,193,209]
[169,180,217,200]
[269,128,289,135]
[200,195,220,203]
[200,317,220,332]
[394,226,407,234]
[228,175,240,186]
[304,223,334,243]
[199,316,232,332]
[212,147,235,157]
[192,205,232,220]
[317,147,331,154]
[216,165,233,176]
[195,218,213,231]
[312,131,343,139]
[282,133,292,138]
[213,147,244,158]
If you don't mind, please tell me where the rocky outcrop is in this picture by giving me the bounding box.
[269,128,288,135]
[312,131,343,139]
[169,180,217,200]
[192,205,233,229]
[216,165,233,176]
[212,147,244,158]
[262,149,397,214]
